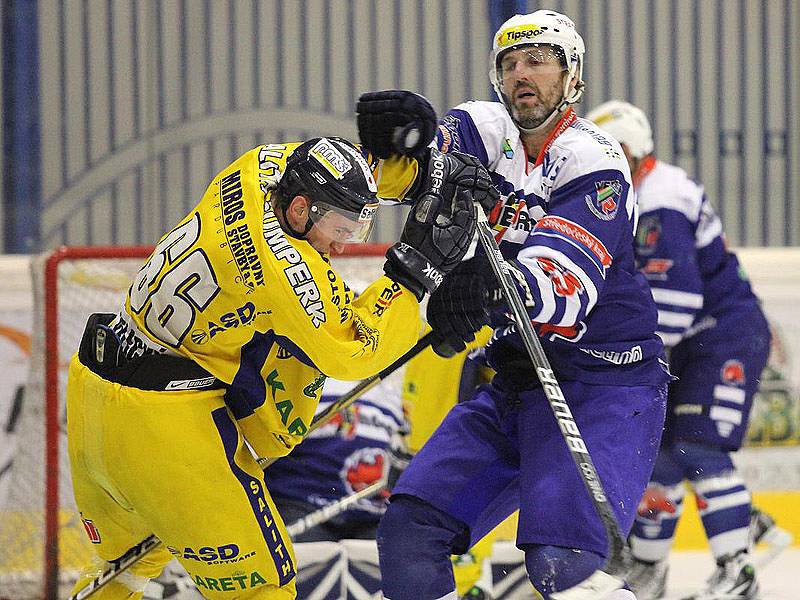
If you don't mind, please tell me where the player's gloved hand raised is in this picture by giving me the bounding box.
[357,90,437,158]
[383,150,481,300]
[426,255,503,357]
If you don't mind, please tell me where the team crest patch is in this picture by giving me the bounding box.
[585,180,622,220]
[341,448,389,511]
[636,214,661,256]
[721,359,746,386]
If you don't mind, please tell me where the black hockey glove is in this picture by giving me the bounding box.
[411,148,500,216]
[384,151,483,300]
[426,256,503,357]
[357,90,437,158]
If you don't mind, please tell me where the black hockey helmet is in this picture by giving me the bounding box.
[277,137,380,243]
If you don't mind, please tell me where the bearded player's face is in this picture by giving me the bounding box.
[499,45,567,130]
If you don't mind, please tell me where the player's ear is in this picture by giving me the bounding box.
[286,195,310,229]
[566,72,579,94]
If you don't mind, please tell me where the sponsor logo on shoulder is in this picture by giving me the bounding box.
[262,198,325,328]
[721,359,746,386]
[636,214,661,256]
[438,115,462,152]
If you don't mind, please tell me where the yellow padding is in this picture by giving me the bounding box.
[674,491,800,550]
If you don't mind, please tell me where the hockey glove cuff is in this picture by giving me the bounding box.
[411,148,500,216]
[383,184,477,300]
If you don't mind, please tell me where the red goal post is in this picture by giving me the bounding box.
[1,243,390,600]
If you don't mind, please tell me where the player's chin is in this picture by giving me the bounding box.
[513,108,548,129]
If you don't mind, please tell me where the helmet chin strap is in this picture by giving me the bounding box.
[512,101,566,135]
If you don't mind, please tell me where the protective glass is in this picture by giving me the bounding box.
[308,200,379,243]
[498,45,566,81]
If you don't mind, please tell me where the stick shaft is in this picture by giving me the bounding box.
[474,212,628,575]
[286,477,387,537]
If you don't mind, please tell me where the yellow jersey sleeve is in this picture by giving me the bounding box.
[373,154,419,201]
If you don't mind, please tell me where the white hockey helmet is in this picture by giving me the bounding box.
[489,10,585,114]
[586,100,654,159]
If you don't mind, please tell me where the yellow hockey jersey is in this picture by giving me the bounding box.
[115,142,421,458]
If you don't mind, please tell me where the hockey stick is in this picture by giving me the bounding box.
[260,330,435,468]
[70,332,433,600]
[474,209,630,599]
[286,474,389,538]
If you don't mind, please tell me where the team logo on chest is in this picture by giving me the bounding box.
[585,180,622,221]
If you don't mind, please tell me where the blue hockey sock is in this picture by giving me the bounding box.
[377,495,470,600]
[523,544,605,598]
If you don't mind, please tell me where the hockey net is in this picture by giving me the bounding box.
[0,244,390,600]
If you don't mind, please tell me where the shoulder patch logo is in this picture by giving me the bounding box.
[585,180,622,221]
[635,214,661,256]
[502,138,514,159]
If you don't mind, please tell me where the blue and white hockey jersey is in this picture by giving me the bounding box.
[633,158,764,348]
[436,102,667,386]
[264,376,403,523]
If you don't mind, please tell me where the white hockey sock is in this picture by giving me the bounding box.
[692,471,751,560]
[601,590,636,600]
[629,481,685,563]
